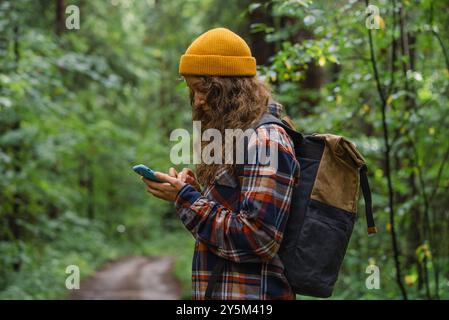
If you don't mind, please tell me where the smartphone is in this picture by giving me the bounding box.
[132,164,162,183]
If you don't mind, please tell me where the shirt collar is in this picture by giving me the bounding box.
[267,100,283,118]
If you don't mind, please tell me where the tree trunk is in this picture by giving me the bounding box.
[56,0,65,36]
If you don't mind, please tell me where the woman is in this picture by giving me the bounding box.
[142,28,299,300]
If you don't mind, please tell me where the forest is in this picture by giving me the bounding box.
[0,0,448,300]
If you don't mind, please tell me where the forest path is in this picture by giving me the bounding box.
[69,256,181,300]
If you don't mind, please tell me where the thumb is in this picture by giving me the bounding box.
[169,167,178,178]
[182,167,195,178]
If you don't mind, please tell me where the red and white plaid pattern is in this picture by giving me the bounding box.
[175,104,300,299]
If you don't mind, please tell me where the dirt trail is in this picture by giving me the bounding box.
[69,256,181,300]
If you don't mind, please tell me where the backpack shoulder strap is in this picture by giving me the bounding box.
[254,113,304,142]
[234,113,302,178]
[360,165,377,235]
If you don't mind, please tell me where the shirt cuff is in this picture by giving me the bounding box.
[174,184,202,210]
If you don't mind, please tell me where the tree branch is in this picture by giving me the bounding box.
[365,0,408,300]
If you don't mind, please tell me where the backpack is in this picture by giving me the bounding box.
[205,112,377,299]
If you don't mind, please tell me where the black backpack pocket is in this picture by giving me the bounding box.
[288,199,355,298]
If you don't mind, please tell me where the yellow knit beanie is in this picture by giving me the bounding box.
[179,27,257,76]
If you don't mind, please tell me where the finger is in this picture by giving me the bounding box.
[142,176,158,188]
[158,172,185,189]
[152,182,175,192]
[185,175,195,184]
[179,168,195,183]
[142,177,172,191]
[181,168,195,177]
[146,186,166,198]
[155,172,179,185]
[169,167,178,178]
[178,171,188,183]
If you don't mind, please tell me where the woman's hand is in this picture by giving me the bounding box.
[142,167,186,202]
[178,168,201,192]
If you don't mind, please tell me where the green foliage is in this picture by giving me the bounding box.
[1,0,448,300]
[255,0,449,299]
[0,0,240,299]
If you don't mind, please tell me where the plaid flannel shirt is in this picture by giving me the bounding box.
[174,103,300,300]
